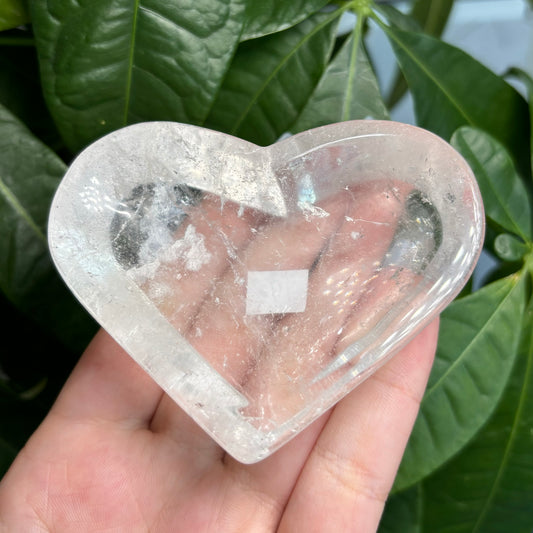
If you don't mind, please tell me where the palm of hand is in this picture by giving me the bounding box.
[0,181,439,532]
[0,322,436,532]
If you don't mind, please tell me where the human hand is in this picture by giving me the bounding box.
[0,179,440,532]
[0,320,437,532]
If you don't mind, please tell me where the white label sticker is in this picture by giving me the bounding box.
[246,270,308,315]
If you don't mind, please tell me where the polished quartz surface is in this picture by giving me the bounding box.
[48,120,484,463]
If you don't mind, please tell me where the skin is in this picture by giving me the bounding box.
[0,179,439,532]
[0,323,438,533]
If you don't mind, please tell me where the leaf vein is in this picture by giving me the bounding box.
[0,176,46,243]
[231,7,345,135]
[425,278,520,400]
[123,0,141,126]
[471,325,533,532]
[382,24,472,126]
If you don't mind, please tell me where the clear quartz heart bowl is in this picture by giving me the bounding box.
[48,120,484,463]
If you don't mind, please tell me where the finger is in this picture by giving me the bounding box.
[47,193,260,431]
[185,189,350,385]
[132,193,267,446]
[50,329,163,427]
[149,191,349,446]
[130,193,265,332]
[221,411,331,512]
[150,181,408,452]
[278,319,439,533]
[242,181,412,426]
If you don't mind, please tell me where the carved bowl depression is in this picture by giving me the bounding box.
[48,120,484,463]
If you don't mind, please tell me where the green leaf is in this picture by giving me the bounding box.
[206,9,342,145]
[29,0,246,153]
[451,126,532,242]
[378,0,455,108]
[0,0,29,32]
[507,67,533,175]
[0,103,95,351]
[374,4,421,33]
[494,234,530,263]
[291,14,388,133]
[379,23,531,177]
[242,0,330,41]
[421,291,533,533]
[394,273,528,492]
[378,485,422,533]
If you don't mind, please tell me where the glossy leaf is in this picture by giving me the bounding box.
[374,4,421,33]
[394,273,528,492]
[380,23,531,177]
[378,485,422,533]
[242,0,329,41]
[378,0,454,108]
[291,14,388,133]
[451,126,532,242]
[422,292,533,533]
[206,9,341,145]
[29,0,246,153]
[0,104,95,351]
[494,234,530,263]
[0,0,29,32]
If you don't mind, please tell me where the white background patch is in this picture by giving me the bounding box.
[246,270,308,315]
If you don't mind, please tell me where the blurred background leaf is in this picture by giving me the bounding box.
[242,0,330,40]
[378,484,422,533]
[494,234,530,263]
[382,0,455,108]
[0,43,61,150]
[507,68,533,173]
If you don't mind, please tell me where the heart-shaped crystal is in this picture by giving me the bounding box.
[48,120,484,463]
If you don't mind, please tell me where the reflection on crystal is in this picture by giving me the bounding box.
[383,190,442,272]
[110,183,203,269]
[111,180,433,430]
[48,120,485,463]
[297,173,317,203]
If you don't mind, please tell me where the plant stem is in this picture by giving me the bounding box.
[349,0,374,18]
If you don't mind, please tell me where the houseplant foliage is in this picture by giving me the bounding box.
[0,0,531,530]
